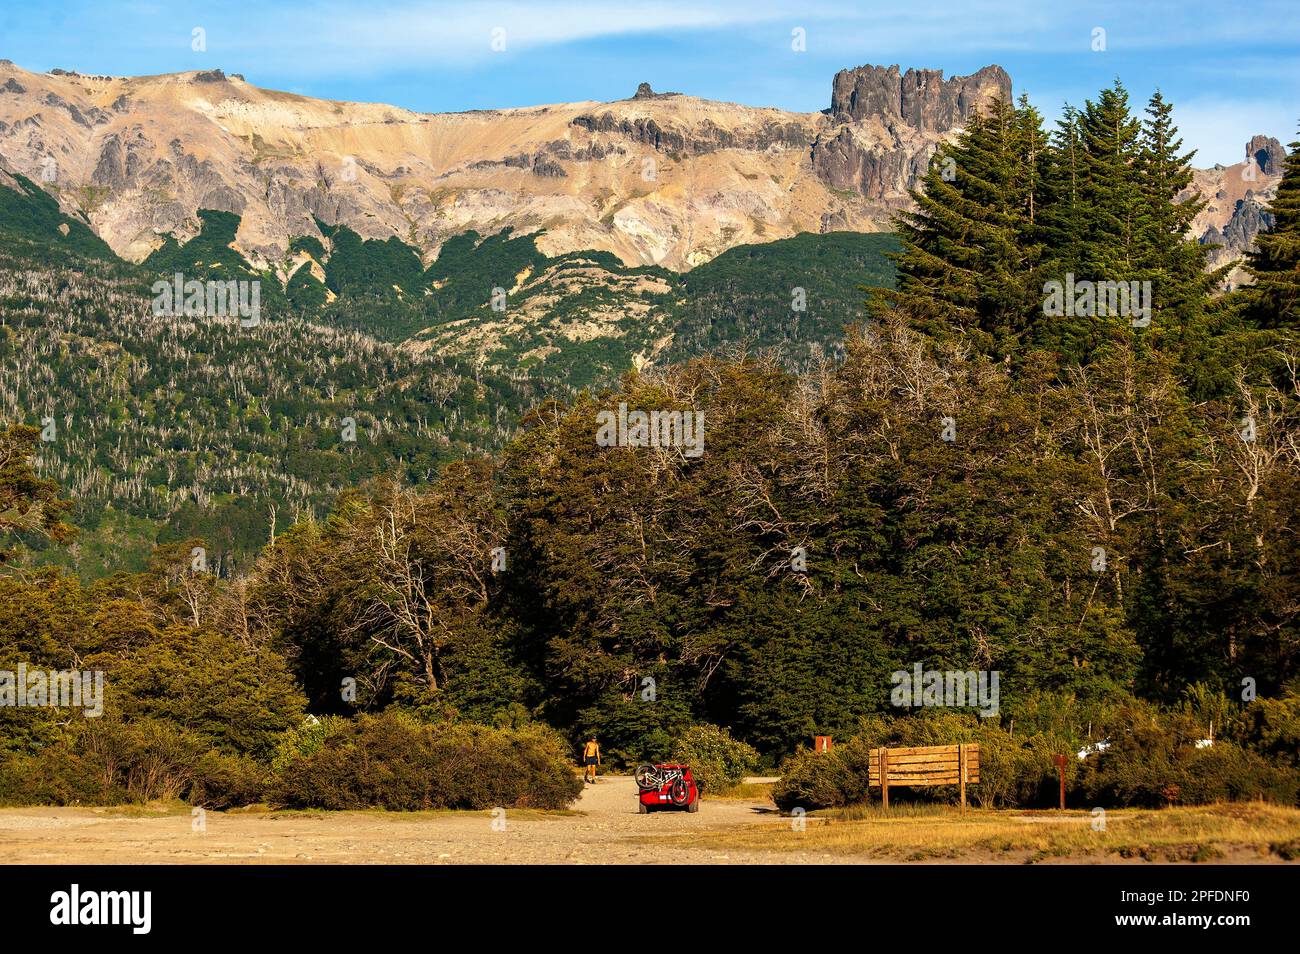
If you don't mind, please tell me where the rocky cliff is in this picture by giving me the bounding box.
[0,59,1008,270]
[0,57,1276,277]
[1190,136,1286,278]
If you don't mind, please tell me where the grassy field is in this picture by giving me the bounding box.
[648,801,1300,864]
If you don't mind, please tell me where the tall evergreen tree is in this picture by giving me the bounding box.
[1131,91,1236,394]
[1041,104,1087,276]
[1036,83,1219,366]
[879,97,1047,359]
[1240,133,1300,329]
[1077,81,1144,279]
[1135,91,1221,340]
[1033,83,1144,362]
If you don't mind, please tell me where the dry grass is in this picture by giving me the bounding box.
[648,802,1300,863]
[707,782,775,800]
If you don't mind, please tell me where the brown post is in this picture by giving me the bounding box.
[880,747,889,810]
[958,743,967,814]
[1053,754,1067,810]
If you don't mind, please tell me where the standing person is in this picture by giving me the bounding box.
[582,736,601,784]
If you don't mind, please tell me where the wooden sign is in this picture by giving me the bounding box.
[868,743,980,812]
[814,735,832,752]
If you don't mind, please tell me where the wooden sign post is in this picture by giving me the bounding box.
[869,743,979,812]
[1053,754,1067,810]
[880,747,889,809]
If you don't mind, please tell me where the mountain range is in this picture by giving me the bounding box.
[0,56,1283,278]
[0,58,1016,271]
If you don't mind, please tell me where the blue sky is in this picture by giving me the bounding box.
[1,1,1296,165]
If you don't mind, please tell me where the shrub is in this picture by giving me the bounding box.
[189,751,269,809]
[0,749,119,806]
[1238,692,1300,768]
[772,747,864,812]
[1179,744,1300,805]
[105,626,306,759]
[0,717,269,807]
[269,716,348,774]
[1077,704,1300,807]
[773,712,1083,811]
[274,712,583,811]
[670,724,759,793]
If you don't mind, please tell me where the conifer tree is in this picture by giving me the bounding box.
[1077,81,1144,280]
[1131,91,1232,392]
[1041,105,1087,275]
[1036,83,1149,362]
[1135,91,1219,327]
[880,97,1047,358]
[1240,134,1300,329]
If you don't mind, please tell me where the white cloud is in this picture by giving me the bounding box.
[204,0,799,73]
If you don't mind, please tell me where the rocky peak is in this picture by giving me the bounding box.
[629,82,678,101]
[1247,134,1286,175]
[829,63,1011,132]
[812,62,1010,200]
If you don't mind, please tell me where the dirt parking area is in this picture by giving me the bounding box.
[5,779,1291,865]
[0,776,820,865]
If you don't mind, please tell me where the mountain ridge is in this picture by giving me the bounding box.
[0,58,1007,270]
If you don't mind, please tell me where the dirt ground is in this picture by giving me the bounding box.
[2,778,1294,865]
[0,776,812,865]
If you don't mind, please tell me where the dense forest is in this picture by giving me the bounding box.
[0,174,896,574]
[1,82,1299,813]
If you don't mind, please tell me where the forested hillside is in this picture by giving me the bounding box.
[0,175,898,573]
[0,240,543,576]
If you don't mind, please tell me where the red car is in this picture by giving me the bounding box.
[635,763,699,813]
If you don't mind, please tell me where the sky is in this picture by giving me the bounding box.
[1,1,1296,165]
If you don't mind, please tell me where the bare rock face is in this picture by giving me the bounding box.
[1201,192,1275,268]
[631,82,679,101]
[0,58,1000,269]
[829,63,1011,130]
[1191,135,1287,274]
[811,123,937,199]
[1247,134,1286,175]
[813,64,1011,197]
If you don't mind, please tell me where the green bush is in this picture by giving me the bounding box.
[1237,692,1300,768]
[0,748,119,806]
[269,716,348,774]
[1179,744,1300,805]
[771,746,862,812]
[106,626,306,760]
[0,717,268,808]
[670,724,759,793]
[189,750,269,809]
[1076,704,1300,807]
[274,712,583,810]
[773,711,1083,812]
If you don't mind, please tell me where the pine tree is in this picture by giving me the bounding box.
[1241,134,1300,328]
[1041,105,1087,275]
[1135,91,1219,326]
[1131,91,1231,392]
[879,97,1047,358]
[1077,81,1144,280]
[1037,82,1147,363]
